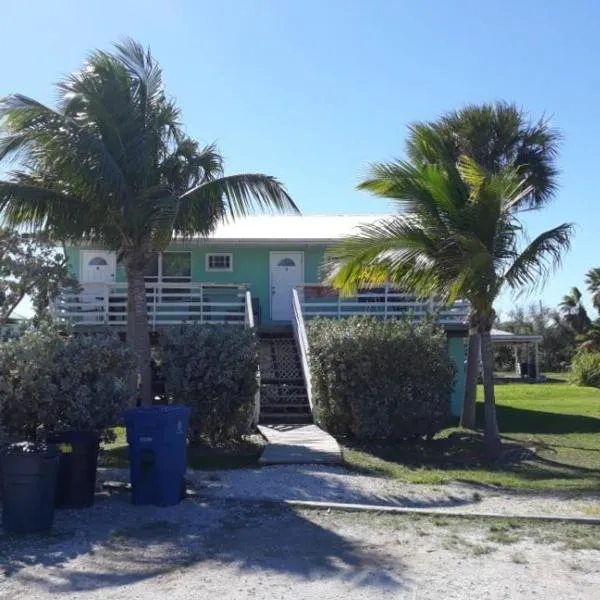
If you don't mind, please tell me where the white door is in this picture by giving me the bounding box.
[270,252,304,321]
[81,251,116,284]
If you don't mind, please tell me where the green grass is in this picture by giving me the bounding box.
[99,427,265,470]
[343,379,600,491]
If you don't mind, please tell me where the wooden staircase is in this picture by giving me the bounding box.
[258,327,312,423]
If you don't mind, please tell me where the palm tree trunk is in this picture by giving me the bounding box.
[480,326,502,457]
[460,329,479,428]
[127,265,153,407]
[126,282,138,405]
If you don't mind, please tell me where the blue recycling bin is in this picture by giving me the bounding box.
[125,406,190,506]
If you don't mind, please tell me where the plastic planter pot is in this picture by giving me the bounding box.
[1,442,59,534]
[47,430,100,509]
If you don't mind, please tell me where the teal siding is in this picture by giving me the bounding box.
[65,246,80,279]
[447,336,466,417]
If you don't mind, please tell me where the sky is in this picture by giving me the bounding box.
[1,0,599,317]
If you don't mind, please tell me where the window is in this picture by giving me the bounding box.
[277,257,296,267]
[88,256,108,266]
[143,252,191,282]
[206,253,233,272]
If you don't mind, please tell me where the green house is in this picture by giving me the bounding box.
[59,215,467,417]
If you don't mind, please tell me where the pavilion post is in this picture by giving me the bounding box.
[534,342,540,381]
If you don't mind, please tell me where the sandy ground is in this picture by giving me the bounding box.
[102,465,600,518]
[1,489,599,600]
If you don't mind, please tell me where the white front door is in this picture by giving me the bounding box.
[270,252,304,321]
[81,250,116,284]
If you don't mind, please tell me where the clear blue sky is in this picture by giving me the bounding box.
[1,0,598,316]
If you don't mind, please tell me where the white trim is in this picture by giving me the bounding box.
[269,251,304,321]
[205,252,233,272]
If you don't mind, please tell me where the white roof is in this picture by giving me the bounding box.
[181,214,390,243]
[491,328,543,343]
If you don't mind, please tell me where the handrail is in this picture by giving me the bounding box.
[244,289,255,329]
[292,287,313,411]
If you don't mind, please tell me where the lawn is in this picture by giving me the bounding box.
[343,378,600,491]
[99,429,265,470]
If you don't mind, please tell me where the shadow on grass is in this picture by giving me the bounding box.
[0,497,405,594]
[342,402,600,490]
[99,437,264,470]
[486,405,600,435]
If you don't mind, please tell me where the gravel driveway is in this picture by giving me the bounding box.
[101,465,600,518]
[1,489,599,599]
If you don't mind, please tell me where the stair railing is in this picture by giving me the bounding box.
[292,287,313,412]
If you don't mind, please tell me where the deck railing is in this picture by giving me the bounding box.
[52,282,251,329]
[296,284,469,324]
[291,287,314,411]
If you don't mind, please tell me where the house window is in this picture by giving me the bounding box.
[206,253,233,272]
[277,257,296,267]
[143,252,191,283]
[88,257,108,266]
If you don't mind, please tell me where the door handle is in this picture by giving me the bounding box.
[271,286,275,295]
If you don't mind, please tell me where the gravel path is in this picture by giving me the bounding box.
[1,490,599,600]
[104,465,600,519]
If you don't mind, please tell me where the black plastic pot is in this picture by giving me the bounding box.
[47,431,100,509]
[1,442,59,534]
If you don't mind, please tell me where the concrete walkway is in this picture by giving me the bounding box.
[258,424,342,465]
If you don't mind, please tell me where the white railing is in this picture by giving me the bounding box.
[52,282,250,329]
[296,284,469,324]
[291,287,314,411]
[244,289,255,328]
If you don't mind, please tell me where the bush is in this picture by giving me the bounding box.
[158,325,258,444]
[307,317,456,441]
[569,351,600,388]
[0,325,136,442]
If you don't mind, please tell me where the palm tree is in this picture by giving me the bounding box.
[405,102,561,428]
[584,267,600,315]
[330,156,572,455]
[0,40,298,405]
[559,287,592,334]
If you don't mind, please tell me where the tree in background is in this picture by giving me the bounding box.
[0,40,298,405]
[584,267,600,315]
[559,287,592,334]
[0,228,74,325]
[405,102,561,429]
[330,156,572,455]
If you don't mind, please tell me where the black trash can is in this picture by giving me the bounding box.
[47,431,100,509]
[1,442,59,534]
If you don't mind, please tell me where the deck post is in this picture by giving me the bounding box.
[152,284,157,331]
[384,286,388,320]
[103,285,109,324]
[200,284,204,324]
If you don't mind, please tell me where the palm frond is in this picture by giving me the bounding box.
[174,173,298,236]
[503,223,573,293]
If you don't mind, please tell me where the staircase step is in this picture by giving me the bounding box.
[257,329,311,425]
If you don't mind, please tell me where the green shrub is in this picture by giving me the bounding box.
[0,325,136,441]
[569,351,600,388]
[307,317,456,441]
[158,325,258,444]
